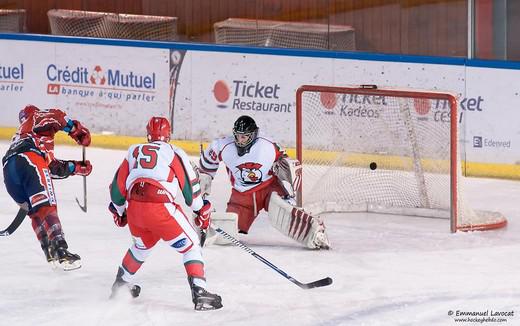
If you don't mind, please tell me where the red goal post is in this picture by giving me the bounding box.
[295,85,507,233]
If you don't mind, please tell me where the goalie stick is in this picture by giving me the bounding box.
[75,146,87,212]
[0,207,28,237]
[212,225,333,290]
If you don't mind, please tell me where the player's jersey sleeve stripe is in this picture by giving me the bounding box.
[201,151,216,165]
[199,158,218,173]
[32,109,69,135]
[171,154,194,206]
[110,159,129,205]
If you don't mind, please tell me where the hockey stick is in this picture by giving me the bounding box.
[198,143,207,247]
[75,146,87,212]
[0,207,28,236]
[212,225,333,289]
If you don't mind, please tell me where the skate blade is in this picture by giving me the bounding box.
[194,300,223,311]
[48,260,59,269]
[110,285,141,300]
[59,260,82,271]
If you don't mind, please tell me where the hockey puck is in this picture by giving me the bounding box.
[369,162,377,170]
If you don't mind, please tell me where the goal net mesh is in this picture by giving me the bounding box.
[0,9,26,33]
[296,85,506,232]
[47,9,178,41]
[214,18,355,51]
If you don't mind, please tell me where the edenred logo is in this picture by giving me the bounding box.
[90,65,106,85]
[213,80,230,108]
[320,92,337,115]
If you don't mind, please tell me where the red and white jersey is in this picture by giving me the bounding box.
[110,141,203,211]
[199,134,285,193]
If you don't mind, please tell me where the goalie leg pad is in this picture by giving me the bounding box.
[268,192,330,249]
[203,212,238,246]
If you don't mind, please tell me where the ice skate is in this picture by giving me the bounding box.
[110,267,141,299]
[40,236,57,267]
[50,239,82,271]
[310,218,331,250]
[188,277,223,311]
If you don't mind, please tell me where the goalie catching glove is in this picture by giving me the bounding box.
[272,156,302,201]
[194,200,212,230]
[109,202,127,227]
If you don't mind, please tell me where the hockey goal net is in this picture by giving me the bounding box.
[214,18,355,51]
[0,9,26,33]
[48,9,178,41]
[296,85,507,232]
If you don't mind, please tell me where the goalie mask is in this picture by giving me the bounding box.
[233,115,258,156]
[146,116,171,142]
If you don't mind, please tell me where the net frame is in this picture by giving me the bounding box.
[296,85,507,233]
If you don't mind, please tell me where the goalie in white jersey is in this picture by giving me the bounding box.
[108,116,222,311]
[199,115,330,249]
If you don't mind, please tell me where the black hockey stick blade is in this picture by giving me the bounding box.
[75,146,87,212]
[215,226,333,290]
[296,277,333,289]
[75,197,87,212]
[0,208,28,237]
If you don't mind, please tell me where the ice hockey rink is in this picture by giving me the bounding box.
[0,142,519,326]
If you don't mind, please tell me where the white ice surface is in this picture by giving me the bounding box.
[0,142,519,326]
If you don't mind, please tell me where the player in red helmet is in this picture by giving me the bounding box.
[108,116,222,310]
[146,116,171,142]
[2,105,92,271]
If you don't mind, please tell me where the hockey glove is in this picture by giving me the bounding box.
[194,200,211,230]
[69,120,91,146]
[108,202,127,227]
[69,160,92,176]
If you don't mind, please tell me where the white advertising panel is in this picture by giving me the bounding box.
[0,39,170,135]
[1,36,519,166]
[1,40,53,126]
[465,66,519,164]
[175,51,333,145]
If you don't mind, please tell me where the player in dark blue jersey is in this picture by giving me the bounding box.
[2,105,92,270]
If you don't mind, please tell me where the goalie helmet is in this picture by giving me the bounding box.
[18,105,40,124]
[233,115,259,156]
[146,116,171,142]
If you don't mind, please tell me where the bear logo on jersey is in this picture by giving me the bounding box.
[237,162,263,185]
